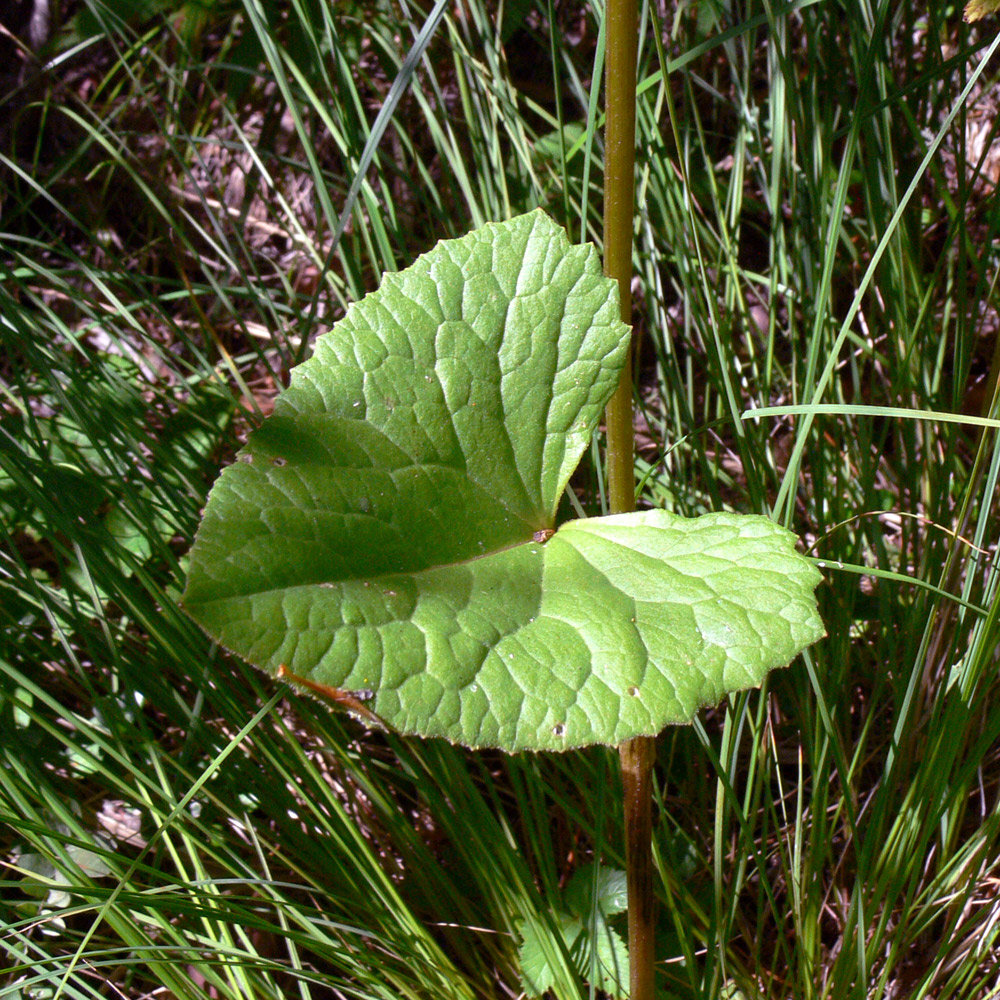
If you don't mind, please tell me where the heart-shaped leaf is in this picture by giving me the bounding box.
[183,210,823,752]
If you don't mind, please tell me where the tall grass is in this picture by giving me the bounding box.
[3,0,1000,997]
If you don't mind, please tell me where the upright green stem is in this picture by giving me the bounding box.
[602,1,656,999]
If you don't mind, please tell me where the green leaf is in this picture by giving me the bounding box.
[590,916,630,998]
[518,907,629,999]
[183,210,824,752]
[564,863,628,918]
[18,842,112,910]
[517,912,563,997]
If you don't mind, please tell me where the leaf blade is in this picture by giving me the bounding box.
[183,212,824,752]
[187,510,823,751]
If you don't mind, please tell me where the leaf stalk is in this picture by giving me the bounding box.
[602,0,656,997]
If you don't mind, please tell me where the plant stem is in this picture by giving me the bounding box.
[620,734,656,998]
[603,0,637,519]
[602,0,655,998]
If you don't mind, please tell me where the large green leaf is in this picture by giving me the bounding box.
[183,211,824,752]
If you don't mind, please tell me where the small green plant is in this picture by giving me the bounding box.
[517,863,629,997]
[182,210,823,756]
